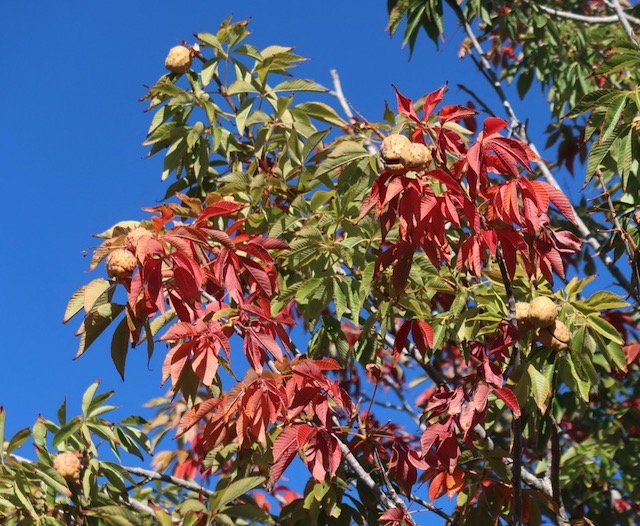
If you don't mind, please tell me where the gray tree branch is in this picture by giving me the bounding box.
[529,1,640,26]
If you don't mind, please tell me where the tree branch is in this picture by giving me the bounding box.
[330,69,379,155]
[444,0,635,296]
[596,172,640,299]
[118,496,158,519]
[124,465,215,497]
[528,1,640,26]
[604,0,640,44]
[497,250,523,526]
[549,418,570,525]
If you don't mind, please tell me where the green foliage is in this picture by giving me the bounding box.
[14,4,640,526]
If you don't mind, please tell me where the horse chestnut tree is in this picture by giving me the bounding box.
[3,3,640,525]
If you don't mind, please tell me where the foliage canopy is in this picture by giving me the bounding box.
[4,2,640,525]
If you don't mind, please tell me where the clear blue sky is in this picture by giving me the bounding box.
[1,2,587,520]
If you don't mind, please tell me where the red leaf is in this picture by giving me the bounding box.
[429,470,447,501]
[197,201,243,222]
[177,398,223,437]
[239,256,273,297]
[624,343,640,365]
[423,84,447,121]
[539,182,577,223]
[494,387,521,419]
[269,426,303,488]
[439,104,477,125]
[482,117,508,137]
[393,85,420,123]
[446,467,466,497]
[250,329,284,361]
[412,320,434,353]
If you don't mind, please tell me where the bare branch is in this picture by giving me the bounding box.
[604,0,640,44]
[549,418,570,525]
[333,430,397,510]
[124,465,215,497]
[408,492,455,523]
[330,69,379,155]
[528,1,640,26]
[119,496,158,519]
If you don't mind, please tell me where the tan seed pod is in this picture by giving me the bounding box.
[125,227,152,253]
[537,319,570,351]
[380,134,411,171]
[106,248,137,280]
[165,45,192,74]
[528,296,558,328]
[401,142,432,169]
[515,301,533,330]
[53,452,81,482]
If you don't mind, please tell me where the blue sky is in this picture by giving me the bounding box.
[1,1,590,521]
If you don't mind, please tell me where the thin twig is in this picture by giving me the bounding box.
[333,432,397,510]
[373,447,407,511]
[528,1,640,26]
[408,492,454,523]
[330,69,379,155]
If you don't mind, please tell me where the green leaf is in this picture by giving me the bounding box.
[528,365,551,413]
[273,79,329,93]
[599,93,628,143]
[583,291,629,310]
[314,141,370,180]
[334,280,348,320]
[196,32,223,50]
[216,476,266,509]
[566,355,591,402]
[75,302,126,359]
[566,89,619,118]
[33,463,72,496]
[586,314,624,344]
[63,284,87,323]
[7,427,31,455]
[295,277,324,302]
[571,326,599,385]
[111,317,130,381]
[13,478,38,519]
[226,80,259,95]
[87,505,140,524]
[32,417,47,449]
[52,417,82,449]
[294,102,346,127]
[57,399,67,426]
[81,381,101,417]
[517,68,534,99]
[585,125,626,184]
